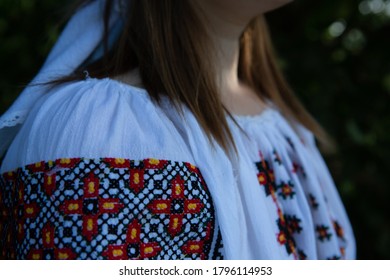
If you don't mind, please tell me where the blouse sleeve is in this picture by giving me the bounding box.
[0,78,224,260]
[294,123,356,259]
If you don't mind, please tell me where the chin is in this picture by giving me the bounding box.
[195,0,294,26]
[261,0,294,13]
[236,0,294,18]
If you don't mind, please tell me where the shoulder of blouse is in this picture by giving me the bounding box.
[0,78,195,173]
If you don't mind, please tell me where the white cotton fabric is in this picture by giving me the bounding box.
[0,78,356,259]
[0,0,355,259]
[0,0,117,156]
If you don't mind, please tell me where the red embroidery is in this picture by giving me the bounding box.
[257,172,268,185]
[332,220,345,240]
[256,151,302,259]
[24,203,39,219]
[340,247,346,257]
[1,157,222,260]
[102,219,162,260]
[84,174,99,198]
[126,219,141,243]
[185,162,202,178]
[278,182,295,199]
[316,225,332,242]
[18,201,37,244]
[103,158,130,169]
[28,222,76,260]
[60,173,124,241]
[140,242,161,259]
[148,175,204,237]
[61,200,83,215]
[181,222,212,259]
[182,241,204,255]
[144,158,167,169]
[102,244,127,260]
[44,173,57,196]
[129,168,145,194]
[42,224,55,248]
[55,158,80,168]
[27,161,46,173]
[3,171,15,180]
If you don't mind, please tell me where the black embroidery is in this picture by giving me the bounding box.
[0,158,224,260]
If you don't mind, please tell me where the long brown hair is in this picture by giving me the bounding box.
[65,0,332,152]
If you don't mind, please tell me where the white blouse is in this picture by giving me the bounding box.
[0,77,355,260]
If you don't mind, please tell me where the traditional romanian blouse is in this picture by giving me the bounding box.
[0,78,355,260]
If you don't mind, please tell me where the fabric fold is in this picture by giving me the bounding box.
[0,0,120,157]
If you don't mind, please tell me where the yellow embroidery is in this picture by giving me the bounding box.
[133,173,140,184]
[87,219,94,231]
[103,202,115,210]
[144,247,154,254]
[60,158,71,164]
[58,252,69,260]
[156,203,167,210]
[113,249,123,257]
[45,232,51,244]
[68,203,79,211]
[130,228,137,240]
[190,244,200,251]
[187,203,197,210]
[174,185,182,196]
[87,182,95,194]
[149,159,159,165]
[172,217,179,229]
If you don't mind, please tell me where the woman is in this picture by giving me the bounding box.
[0,0,355,259]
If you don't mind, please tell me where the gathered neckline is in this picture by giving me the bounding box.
[231,107,277,124]
[90,77,279,124]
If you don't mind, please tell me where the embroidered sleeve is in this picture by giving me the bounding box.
[0,158,223,260]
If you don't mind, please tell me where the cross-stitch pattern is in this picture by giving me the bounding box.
[0,158,224,260]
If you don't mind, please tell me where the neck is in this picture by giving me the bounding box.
[191,1,274,115]
[206,20,269,115]
[193,1,251,96]
[213,35,242,97]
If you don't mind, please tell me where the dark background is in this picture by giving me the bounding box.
[1,0,389,259]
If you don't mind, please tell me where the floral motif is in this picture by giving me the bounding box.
[255,151,305,259]
[316,225,333,242]
[0,157,223,260]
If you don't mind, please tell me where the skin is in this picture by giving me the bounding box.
[191,0,293,116]
[118,0,293,116]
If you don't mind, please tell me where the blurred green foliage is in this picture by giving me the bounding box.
[1,0,389,259]
[0,0,66,112]
[268,0,390,259]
